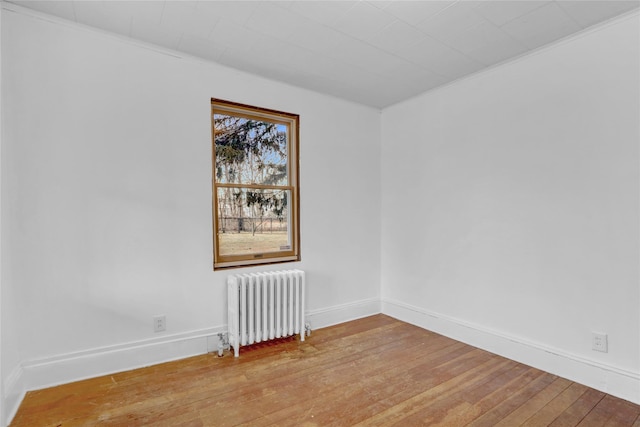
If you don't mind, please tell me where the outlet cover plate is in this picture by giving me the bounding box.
[154,315,166,332]
[592,332,608,352]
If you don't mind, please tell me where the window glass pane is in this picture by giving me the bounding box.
[216,188,291,256]
[214,114,288,186]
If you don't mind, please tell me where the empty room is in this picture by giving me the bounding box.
[1,0,639,425]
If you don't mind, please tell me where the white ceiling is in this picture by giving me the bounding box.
[7,0,640,108]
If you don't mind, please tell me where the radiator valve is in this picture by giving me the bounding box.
[217,332,230,357]
[305,322,312,337]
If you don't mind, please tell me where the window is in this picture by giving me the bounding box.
[211,99,300,269]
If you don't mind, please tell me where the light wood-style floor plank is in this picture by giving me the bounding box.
[10,315,640,426]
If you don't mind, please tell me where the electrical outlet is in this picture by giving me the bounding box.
[153,315,166,333]
[592,332,607,352]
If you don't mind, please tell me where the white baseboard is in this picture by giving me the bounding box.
[4,365,25,427]
[3,326,224,426]
[306,297,381,330]
[2,298,382,426]
[22,326,225,391]
[382,298,640,405]
[12,296,633,425]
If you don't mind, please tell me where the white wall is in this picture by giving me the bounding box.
[381,12,639,403]
[0,5,4,425]
[1,6,381,423]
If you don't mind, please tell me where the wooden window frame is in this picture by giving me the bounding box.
[211,98,300,270]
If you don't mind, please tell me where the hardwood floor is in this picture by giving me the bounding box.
[10,315,640,426]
